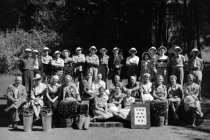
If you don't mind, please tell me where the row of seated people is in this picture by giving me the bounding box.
[5,72,203,129]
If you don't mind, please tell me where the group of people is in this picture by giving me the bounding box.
[5,45,204,129]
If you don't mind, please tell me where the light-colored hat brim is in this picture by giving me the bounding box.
[148,47,157,54]
[62,50,70,56]
[129,48,137,54]
[89,47,97,52]
[54,51,61,55]
[142,52,151,58]
[25,48,32,52]
[112,47,119,52]
[158,46,167,53]
[190,49,200,55]
[173,47,182,53]
[100,48,107,53]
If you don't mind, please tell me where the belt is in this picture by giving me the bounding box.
[190,68,200,71]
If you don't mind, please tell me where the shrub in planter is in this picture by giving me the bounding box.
[57,100,79,127]
[150,101,168,126]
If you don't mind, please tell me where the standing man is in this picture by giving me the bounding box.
[41,47,52,78]
[51,51,64,77]
[110,47,124,77]
[187,48,204,99]
[33,50,43,76]
[86,46,99,82]
[72,47,86,83]
[98,48,109,81]
[126,48,139,78]
[171,46,185,85]
[4,76,27,129]
[19,48,35,94]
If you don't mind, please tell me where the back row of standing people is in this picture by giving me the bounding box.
[19,45,204,98]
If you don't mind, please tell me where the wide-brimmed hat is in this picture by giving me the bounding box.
[54,50,61,55]
[173,46,182,53]
[148,46,157,54]
[100,48,107,53]
[33,50,39,54]
[143,73,151,78]
[112,47,119,52]
[75,47,82,52]
[129,48,137,54]
[62,49,70,56]
[25,48,32,52]
[190,48,200,55]
[158,46,167,53]
[43,47,50,52]
[142,52,151,59]
[89,46,97,52]
[33,74,42,80]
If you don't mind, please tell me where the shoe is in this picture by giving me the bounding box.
[191,124,196,128]
[12,123,18,130]
[34,116,40,122]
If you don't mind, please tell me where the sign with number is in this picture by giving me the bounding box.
[131,102,150,129]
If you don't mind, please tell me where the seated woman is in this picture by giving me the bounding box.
[115,89,135,121]
[45,75,61,126]
[140,73,154,102]
[124,76,140,101]
[92,73,108,98]
[167,75,183,120]
[108,86,124,113]
[31,74,47,120]
[57,75,81,119]
[152,75,168,125]
[92,87,113,121]
[59,75,81,102]
[183,74,203,127]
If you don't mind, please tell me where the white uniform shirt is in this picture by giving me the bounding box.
[126,55,139,66]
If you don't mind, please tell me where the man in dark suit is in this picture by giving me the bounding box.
[5,76,27,129]
[109,47,124,77]
[19,48,35,94]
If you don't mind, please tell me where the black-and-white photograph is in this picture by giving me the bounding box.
[0,0,209,140]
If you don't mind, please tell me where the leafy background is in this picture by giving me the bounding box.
[0,0,210,73]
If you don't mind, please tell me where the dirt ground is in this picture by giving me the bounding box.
[0,75,210,140]
[0,125,209,140]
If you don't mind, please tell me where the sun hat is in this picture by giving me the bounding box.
[100,48,108,53]
[75,47,82,52]
[43,47,50,51]
[89,46,97,52]
[62,49,70,56]
[129,48,137,54]
[54,50,61,55]
[148,46,157,54]
[142,52,151,59]
[112,47,119,52]
[143,73,151,78]
[173,46,182,53]
[158,45,167,53]
[33,74,42,80]
[190,48,199,55]
[33,49,39,54]
[25,48,32,52]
